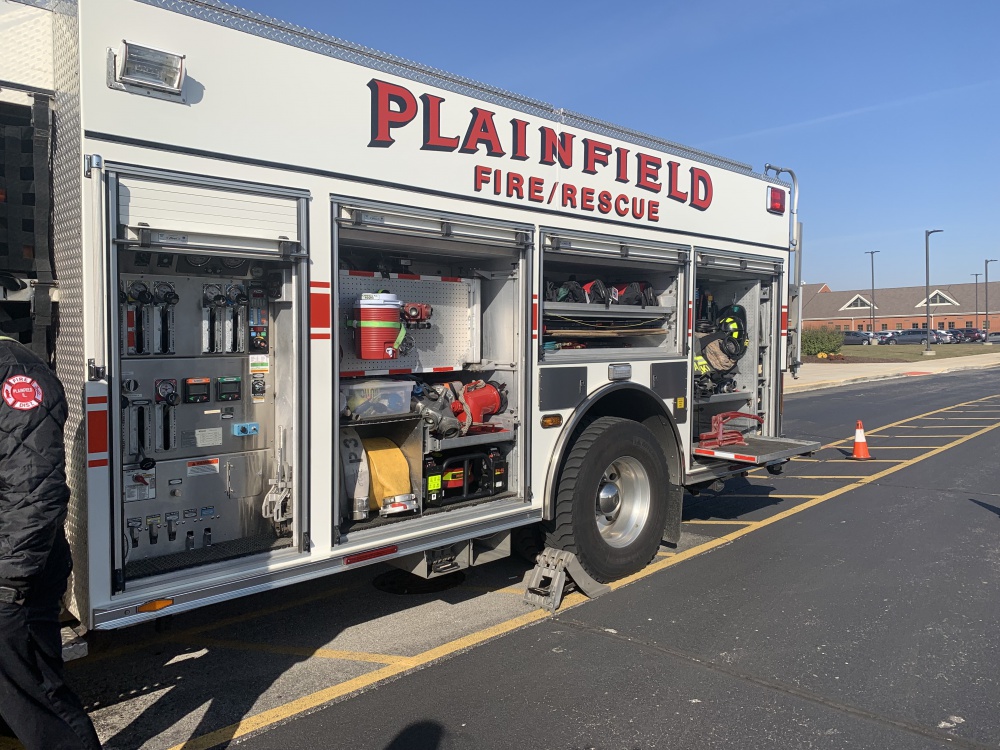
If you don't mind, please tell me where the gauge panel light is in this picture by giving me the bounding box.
[117,41,185,94]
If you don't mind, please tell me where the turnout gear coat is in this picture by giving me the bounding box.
[0,337,72,598]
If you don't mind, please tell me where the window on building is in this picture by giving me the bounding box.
[896,323,903,330]
[845,297,872,309]
[865,324,872,331]
[881,323,888,331]
[833,325,841,331]
[927,292,952,305]
[966,321,973,328]
[921,322,928,329]
[912,323,920,329]
[948,322,955,329]
[857,324,864,331]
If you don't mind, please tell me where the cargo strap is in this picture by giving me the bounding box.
[522,548,611,612]
[346,320,407,351]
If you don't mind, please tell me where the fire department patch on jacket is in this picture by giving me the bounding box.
[2,375,44,410]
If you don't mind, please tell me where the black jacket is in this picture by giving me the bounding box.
[0,337,72,595]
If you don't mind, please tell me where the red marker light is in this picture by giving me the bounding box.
[767,186,786,215]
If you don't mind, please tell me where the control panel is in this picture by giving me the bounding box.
[114,249,296,578]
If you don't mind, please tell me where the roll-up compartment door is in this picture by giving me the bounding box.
[543,230,689,266]
[335,199,529,259]
[118,177,300,252]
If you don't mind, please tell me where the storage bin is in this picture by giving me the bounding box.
[340,379,414,419]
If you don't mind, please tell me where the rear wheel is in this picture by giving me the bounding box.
[544,417,669,582]
[889,339,897,345]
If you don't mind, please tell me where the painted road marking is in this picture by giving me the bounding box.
[170,634,414,666]
[683,520,757,526]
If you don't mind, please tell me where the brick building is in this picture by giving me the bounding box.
[801,281,1000,333]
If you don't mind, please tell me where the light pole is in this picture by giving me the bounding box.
[987,259,998,345]
[972,272,981,331]
[924,230,943,355]
[865,250,879,334]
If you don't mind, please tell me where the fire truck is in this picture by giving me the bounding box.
[1,0,818,631]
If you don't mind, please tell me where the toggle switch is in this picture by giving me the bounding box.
[129,527,140,548]
[167,519,177,542]
[148,524,158,545]
[186,530,195,551]
[203,527,212,547]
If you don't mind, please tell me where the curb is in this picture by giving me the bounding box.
[784,358,1000,394]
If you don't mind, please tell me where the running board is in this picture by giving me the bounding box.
[522,548,611,612]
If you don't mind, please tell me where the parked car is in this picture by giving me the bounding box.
[987,331,1000,343]
[874,331,896,344]
[955,328,985,342]
[935,329,955,343]
[949,330,967,343]
[842,330,875,346]
[887,329,940,345]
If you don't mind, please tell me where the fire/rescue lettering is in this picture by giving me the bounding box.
[479,166,660,222]
[368,78,714,213]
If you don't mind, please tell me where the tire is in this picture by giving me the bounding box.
[544,416,669,582]
[511,523,545,563]
[889,339,897,345]
[862,340,870,346]
[920,338,928,346]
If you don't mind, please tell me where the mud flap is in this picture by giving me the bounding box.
[663,482,683,544]
[522,548,611,612]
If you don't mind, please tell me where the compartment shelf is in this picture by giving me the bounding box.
[693,392,753,405]
[428,429,514,452]
[545,301,676,320]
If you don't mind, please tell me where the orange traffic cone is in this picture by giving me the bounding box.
[849,420,872,460]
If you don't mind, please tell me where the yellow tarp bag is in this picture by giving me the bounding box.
[361,437,411,508]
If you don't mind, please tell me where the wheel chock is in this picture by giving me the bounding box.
[522,548,611,612]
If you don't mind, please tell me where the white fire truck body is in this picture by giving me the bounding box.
[0,0,817,630]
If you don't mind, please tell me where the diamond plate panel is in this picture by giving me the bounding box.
[50,1,89,622]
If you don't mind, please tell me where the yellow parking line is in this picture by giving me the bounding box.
[170,634,414,666]
[860,445,934,451]
[915,416,999,420]
[167,417,1000,750]
[703,494,819,499]
[783,475,871,480]
[830,459,904,463]
[683,520,756,525]
[894,425,986,429]
[75,585,355,666]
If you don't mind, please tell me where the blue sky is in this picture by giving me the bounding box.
[236,0,999,292]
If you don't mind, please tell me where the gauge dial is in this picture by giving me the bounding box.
[203,284,225,306]
[226,284,247,304]
[250,264,265,279]
[186,255,212,267]
[221,257,246,269]
[156,380,176,398]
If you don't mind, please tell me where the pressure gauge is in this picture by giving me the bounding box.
[128,281,153,304]
[186,255,211,267]
[226,284,248,304]
[221,257,246,269]
[203,283,225,307]
[250,264,265,279]
[156,380,176,399]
